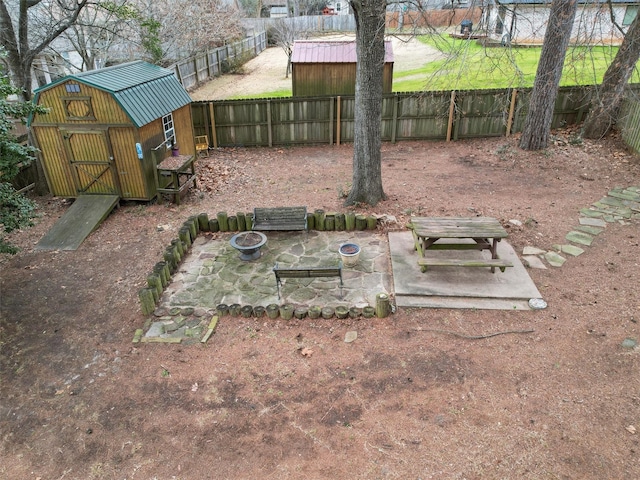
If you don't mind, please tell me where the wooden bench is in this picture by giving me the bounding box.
[417,258,513,272]
[253,206,307,231]
[273,262,343,299]
[156,154,197,206]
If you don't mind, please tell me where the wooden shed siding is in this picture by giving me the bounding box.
[135,104,194,197]
[292,63,392,96]
[34,127,76,197]
[138,122,167,196]
[172,105,195,156]
[33,82,132,126]
[109,127,148,199]
[382,65,393,93]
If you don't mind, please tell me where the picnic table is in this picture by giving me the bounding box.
[409,217,513,273]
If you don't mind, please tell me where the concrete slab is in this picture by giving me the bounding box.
[389,232,542,310]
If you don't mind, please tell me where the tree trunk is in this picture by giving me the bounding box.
[345,0,387,207]
[582,13,640,139]
[519,0,578,151]
[0,0,89,100]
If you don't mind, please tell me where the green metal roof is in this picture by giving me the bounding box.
[33,61,192,128]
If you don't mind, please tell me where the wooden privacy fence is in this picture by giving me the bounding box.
[191,85,597,148]
[168,31,267,91]
[242,15,356,34]
[242,9,478,34]
[619,94,640,155]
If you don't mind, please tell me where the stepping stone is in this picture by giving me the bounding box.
[523,246,546,255]
[145,321,165,337]
[614,204,634,214]
[552,244,585,256]
[591,204,632,219]
[522,255,547,269]
[579,217,607,227]
[597,196,624,207]
[609,189,640,202]
[344,331,358,343]
[576,225,604,236]
[163,321,181,333]
[621,199,640,211]
[566,230,594,246]
[544,251,566,267]
[580,208,604,218]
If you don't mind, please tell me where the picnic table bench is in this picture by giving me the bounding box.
[253,206,307,231]
[273,262,343,299]
[409,217,513,273]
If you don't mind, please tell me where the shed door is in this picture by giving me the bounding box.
[63,130,120,195]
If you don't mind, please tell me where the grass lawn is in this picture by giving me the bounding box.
[229,88,293,100]
[392,35,629,92]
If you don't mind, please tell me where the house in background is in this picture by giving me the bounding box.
[291,40,394,97]
[263,0,288,17]
[29,61,194,201]
[484,0,639,46]
[325,1,350,15]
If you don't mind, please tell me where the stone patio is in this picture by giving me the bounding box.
[159,230,392,311]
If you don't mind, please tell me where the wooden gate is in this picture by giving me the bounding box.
[63,130,120,195]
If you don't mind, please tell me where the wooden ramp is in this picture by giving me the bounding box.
[36,195,119,251]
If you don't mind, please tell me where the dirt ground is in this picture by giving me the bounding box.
[2,129,640,479]
[2,38,640,479]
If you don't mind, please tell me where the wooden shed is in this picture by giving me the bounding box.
[291,40,394,97]
[29,60,194,201]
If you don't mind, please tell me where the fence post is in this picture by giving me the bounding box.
[506,89,518,137]
[267,100,273,147]
[446,90,456,142]
[337,96,341,146]
[209,102,218,148]
[391,93,399,143]
[329,97,334,145]
[203,102,211,145]
[289,101,294,143]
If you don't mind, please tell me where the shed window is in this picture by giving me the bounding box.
[65,83,81,93]
[63,96,95,120]
[163,113,175,146]
[623,5,638,26]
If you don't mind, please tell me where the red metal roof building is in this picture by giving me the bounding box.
[291,40,394,97]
